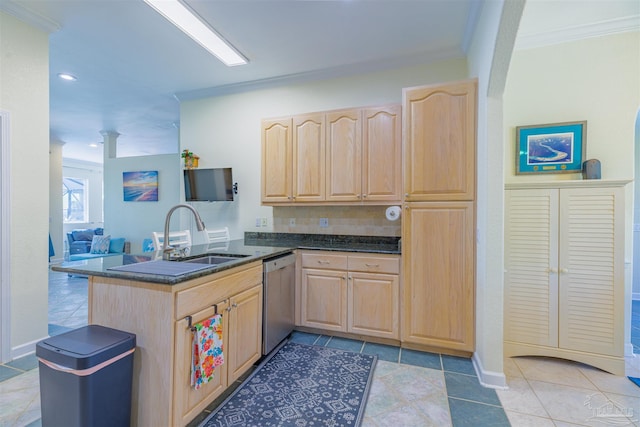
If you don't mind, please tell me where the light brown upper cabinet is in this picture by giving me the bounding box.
[261,114,325,203]
[261,118,293,203]
[293,113,325,202]
[325,105,402,203]
[403,80,477,201]
[262,104,401,205]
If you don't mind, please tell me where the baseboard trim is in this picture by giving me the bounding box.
[472,352,508,389]
[11,335,47,360]
[626,342,635,357]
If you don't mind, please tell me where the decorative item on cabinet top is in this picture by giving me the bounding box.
[181,149,199,169]
[515,120,586,175]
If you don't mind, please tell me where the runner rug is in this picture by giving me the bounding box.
[199,341,377,427]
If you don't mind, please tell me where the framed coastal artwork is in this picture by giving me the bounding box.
[515,121,586,174]
[123,171,159,201]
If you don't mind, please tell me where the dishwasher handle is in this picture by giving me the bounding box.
[263,253,296,273]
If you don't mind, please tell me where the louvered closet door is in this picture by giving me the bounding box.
[505,189,559,347]
[558,187,624,357]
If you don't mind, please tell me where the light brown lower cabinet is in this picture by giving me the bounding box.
[173,284,263,426]
[89,262,263,427]
[401,202,475,353]
[298,251,400,340]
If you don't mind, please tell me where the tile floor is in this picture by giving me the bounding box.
[1,270,640,426]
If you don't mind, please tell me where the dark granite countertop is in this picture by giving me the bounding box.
[51,233,400,285]
[244,232,401,254]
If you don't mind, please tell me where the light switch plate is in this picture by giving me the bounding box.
[319,218,329,227]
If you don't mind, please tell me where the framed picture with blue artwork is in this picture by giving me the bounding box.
[123,171,159,201]
[516,121,586,174]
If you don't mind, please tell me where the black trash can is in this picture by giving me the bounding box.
[36,324,136,427]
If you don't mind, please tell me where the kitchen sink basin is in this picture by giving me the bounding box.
[183,255,248,265]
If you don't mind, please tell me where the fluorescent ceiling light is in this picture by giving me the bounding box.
[142,0,247,66]
[58,73,77,81]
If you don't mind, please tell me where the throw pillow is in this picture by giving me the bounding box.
[109,237,126,254]
[90,235,111,254]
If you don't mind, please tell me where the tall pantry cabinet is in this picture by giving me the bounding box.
[401,80,477,353]
[504,181,628,375]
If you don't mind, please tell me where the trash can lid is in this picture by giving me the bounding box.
[36,325,136,370]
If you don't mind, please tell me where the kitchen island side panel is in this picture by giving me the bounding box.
[89,277,175,427]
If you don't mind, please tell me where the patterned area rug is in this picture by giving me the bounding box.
[199,341,377,427]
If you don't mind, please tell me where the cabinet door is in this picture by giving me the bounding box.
[173,303,229,427]
[301,268,347,332]
[504,189,559,347]
[293,113,325,202]
[227,284,263,383]
[558,187,624,357]
[362,105,402,202]
[403,80,476,201]
[326,109,362,201]
[348,272,399,339]
[402,202,475,351]
[261,118,293,203]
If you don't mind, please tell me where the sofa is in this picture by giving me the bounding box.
[67,228,128,261]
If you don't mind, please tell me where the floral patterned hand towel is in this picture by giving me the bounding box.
[191,314,224,390]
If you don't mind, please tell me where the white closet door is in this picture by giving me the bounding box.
[558,187,624,357]
[505,188,559,347]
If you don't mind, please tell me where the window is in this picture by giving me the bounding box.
[63,177,88,223]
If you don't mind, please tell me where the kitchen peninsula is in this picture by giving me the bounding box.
[52,235,401,427]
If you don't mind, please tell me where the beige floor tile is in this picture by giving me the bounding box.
[601,392,640,425]
[505,411,555,426]
[363,375,406,417]
[373,403,445,427]
[504,357,524,378]
[381,364,445,402]
[513,357,596,390]
[497,376,548,417]
[0,369,40,426]
[579,365,640,397]
[411,391,452,426]
[529,379,614,426]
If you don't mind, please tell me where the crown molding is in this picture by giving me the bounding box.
[515,15,639,50]
[0,1,60,33]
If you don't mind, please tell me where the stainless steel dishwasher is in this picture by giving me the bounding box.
[262,252,296,355]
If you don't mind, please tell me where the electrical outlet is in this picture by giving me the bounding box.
[319,218,329,228]
[289,218,296,227]
[260,218,268,227]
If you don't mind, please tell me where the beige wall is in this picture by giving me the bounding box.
[180,59,468,240]
[0,11,50,358]
[504,30,640,355]
[504,31,639,183]
[49,142,64,263]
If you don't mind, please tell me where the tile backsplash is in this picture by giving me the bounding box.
[272,205,401,236]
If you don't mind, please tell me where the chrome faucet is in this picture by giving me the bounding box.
[162,204,206,260]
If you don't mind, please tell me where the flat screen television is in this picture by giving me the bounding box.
[184,168,234,202]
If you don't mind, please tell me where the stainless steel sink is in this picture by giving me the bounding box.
[183,255,248,265]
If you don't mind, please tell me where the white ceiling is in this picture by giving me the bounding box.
[2,0,638,164]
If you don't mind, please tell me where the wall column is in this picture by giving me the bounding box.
[100,130,119,159]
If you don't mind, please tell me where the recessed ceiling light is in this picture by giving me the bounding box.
[142,0,247,67]
[57,73,77,81]
[89,143,99,148]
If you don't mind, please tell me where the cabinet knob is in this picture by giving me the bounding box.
[548,268,558,274]
[232,303,238,308]
[560,268,569,274]
[362,194,367,198]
